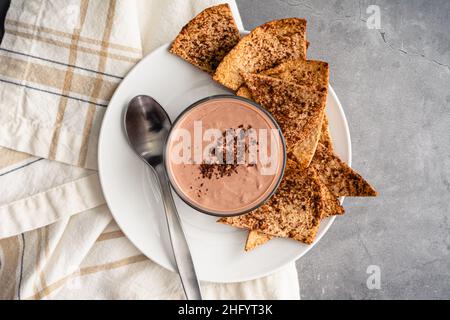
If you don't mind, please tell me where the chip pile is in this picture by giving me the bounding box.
[170,4,377,251]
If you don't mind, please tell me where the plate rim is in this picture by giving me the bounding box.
[98,41,352,283]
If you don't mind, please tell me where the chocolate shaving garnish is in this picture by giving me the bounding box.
[199,126,256,179]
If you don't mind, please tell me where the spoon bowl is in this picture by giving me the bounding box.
[124,95,171,167]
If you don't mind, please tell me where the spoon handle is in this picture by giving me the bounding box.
[155,164,203,300]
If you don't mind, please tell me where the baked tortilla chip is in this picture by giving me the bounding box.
[237,59,332,150]
[213,18,307,90]
[238,86,332,153]
[242,73,326,168]
[311,143,378,196]
[244,168,344,251]
[238,59,375,196]
[170,4,240,75]
[220,161,330,245]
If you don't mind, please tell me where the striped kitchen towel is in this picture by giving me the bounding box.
[0,0,300,300]
[0,0,141,169]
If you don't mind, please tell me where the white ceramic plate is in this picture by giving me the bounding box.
[98,41,351,283]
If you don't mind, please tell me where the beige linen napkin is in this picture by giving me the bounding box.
[0,0,300,299]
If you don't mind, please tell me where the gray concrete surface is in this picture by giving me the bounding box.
[236,0,450,299]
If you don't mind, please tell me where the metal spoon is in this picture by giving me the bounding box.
[124,95,202,300]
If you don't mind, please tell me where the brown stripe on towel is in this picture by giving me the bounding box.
[78,0,117,167]
[96,230,125,242]
[0,47,123,79]
[0,77,108,107]
[78,254,147,276]
[5,19,142,54]
[33,228,44,293]
[48,0,90,160]
[27,254,147,300]
[35,226,51,296]
[4,29,140,63]
[0,235,21,299]
[0,55,118,102]
[0,147,32,170]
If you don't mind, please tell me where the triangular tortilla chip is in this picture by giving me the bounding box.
[169,4,240,75]
[244,166,344,251]
[213,18,307,90]
[220,161,332,245]
[237,59,332,149]
[311,143,378,196]
[255,59,376,196]
[242,73,326,168]
[238,59,375,197]
[238,88,333,154]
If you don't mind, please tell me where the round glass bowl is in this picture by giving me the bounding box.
[164,95,286,217]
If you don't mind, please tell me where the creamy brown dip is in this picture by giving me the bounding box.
[165,97,285,216]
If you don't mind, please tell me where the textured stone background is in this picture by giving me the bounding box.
[236,0,450,299]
